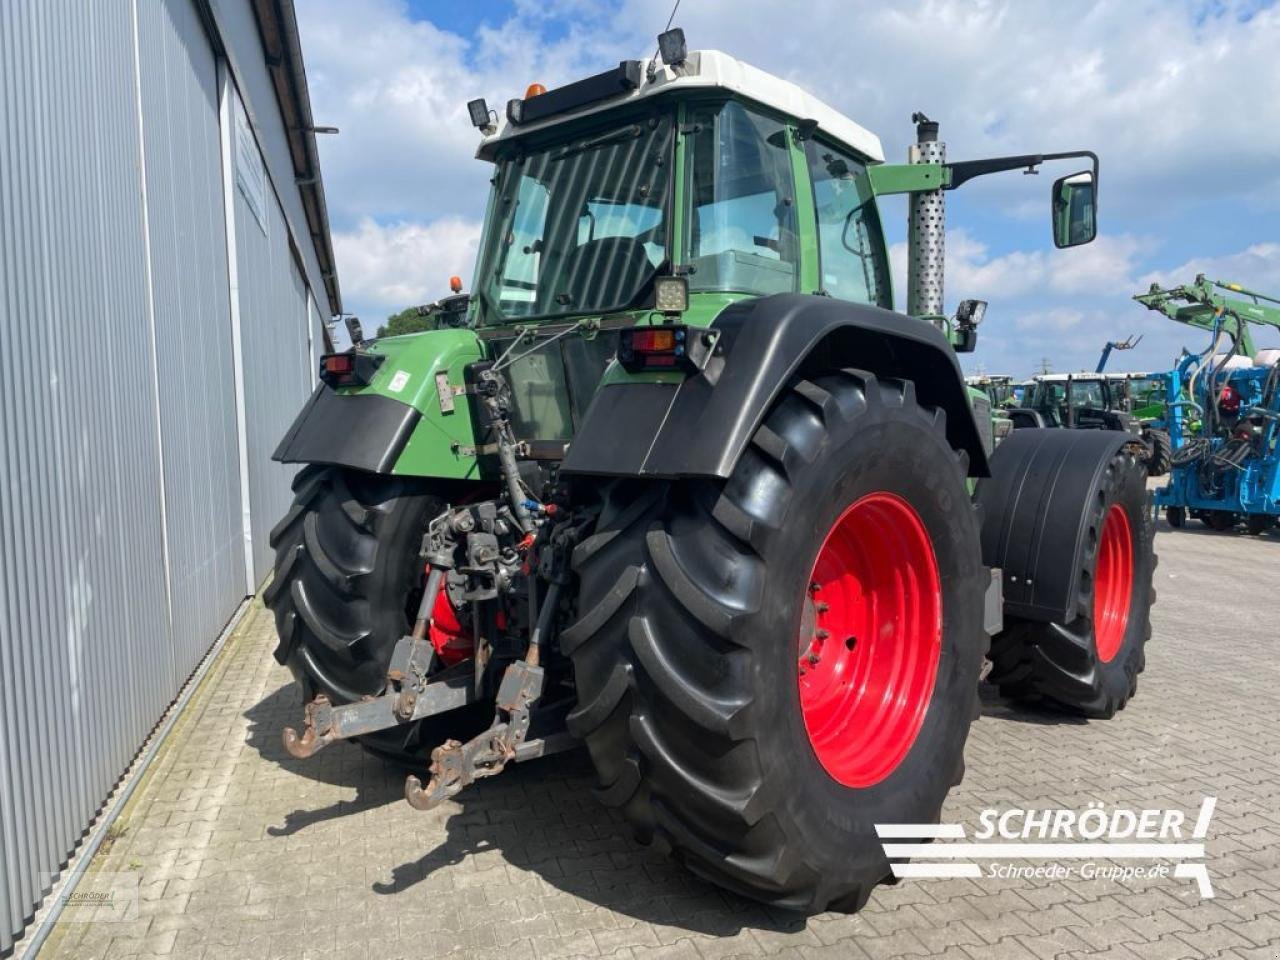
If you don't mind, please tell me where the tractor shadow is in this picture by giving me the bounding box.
[243,682,406,835]
[243,681,829,937]
[977,682,1088,726]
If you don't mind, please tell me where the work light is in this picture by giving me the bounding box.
[654,276,689,314]
[658,28,687,67]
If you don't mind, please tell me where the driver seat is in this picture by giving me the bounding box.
[551,236,654,312]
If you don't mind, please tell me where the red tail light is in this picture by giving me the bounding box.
[617,324,715,374]
[323,354,354,376]
[319,351,383,387]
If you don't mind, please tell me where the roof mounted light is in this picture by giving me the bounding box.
[525,82,547,99]
[465,97,494,134]
[657,28,687,67]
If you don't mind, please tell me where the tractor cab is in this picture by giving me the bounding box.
[469,49,891,332]
[1027,373,1120,429]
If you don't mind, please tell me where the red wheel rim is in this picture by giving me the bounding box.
[797,493,942,788]
[1093,504,1133,663]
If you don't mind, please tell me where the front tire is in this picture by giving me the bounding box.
[564,371,988,912]
[987,450,1155,718]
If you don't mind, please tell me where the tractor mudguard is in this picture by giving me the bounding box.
[273,385,420,474]
[975,428,1129,622]
[560,293,990,479]
[273,328,486,479]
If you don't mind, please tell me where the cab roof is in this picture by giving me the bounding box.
[477,49,884,164]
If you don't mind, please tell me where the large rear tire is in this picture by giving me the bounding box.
[987,450,1155,718]
[564,371,988,912]
[265,466,446,762]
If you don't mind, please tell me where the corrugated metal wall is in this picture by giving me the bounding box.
[137,0,248,680]
[232,112,317,582]
[0,3,175,952]
[0,0,330,950]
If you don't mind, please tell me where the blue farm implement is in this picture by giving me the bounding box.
[1137,277,1280,535]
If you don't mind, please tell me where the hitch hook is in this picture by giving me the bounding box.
[281,695,335,759]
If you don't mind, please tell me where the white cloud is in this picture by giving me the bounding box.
[332,216,482,315]
[295,0,1280,371]
[1138,243,1280,293]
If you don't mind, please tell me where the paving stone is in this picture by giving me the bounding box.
[31,528,1280,960]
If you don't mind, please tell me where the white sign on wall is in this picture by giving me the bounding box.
[233,94,268,234]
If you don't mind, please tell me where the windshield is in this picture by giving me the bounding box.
[477,112,674,323]
[1034,380,1106,408]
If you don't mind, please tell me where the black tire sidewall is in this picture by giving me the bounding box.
[738,401,985,877]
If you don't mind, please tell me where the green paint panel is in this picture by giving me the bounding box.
[337,328,487,479]
[866,163,949,197]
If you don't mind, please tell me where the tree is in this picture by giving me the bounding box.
[376,306,437,338]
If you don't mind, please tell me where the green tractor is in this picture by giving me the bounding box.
[1013,372,1172,477]
[267,35,1156,913]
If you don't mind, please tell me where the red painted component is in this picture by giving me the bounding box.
[428,587,474,665]
[1219,384,1241,416]
[797,493,942,788]
[1092,504,1133,663]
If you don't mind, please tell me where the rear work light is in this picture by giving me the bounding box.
[319,351,384,388]
[617,324,717,374]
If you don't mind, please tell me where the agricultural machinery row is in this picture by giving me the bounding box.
[976,277,1280,535]
[1136,277,1280,535]
[265,34,1156,914]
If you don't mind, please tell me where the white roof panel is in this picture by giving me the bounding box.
[477,49,884,163]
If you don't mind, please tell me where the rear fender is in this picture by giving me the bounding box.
[560,293,990,479]
[975,428,1129,622]
[273,329,485,478]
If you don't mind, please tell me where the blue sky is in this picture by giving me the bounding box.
[297,0,1280,375]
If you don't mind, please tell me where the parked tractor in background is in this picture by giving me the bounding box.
[1136,277,1280,534]
[966,374,1018,444]
[264,35,1156,913]
[1011,372,1172,476]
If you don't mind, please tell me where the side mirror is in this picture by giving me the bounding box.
[1052,171,1096,248]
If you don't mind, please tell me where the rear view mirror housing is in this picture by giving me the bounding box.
[1052,171,1097,248]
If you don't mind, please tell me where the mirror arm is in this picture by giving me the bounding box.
[945,150,1099,194]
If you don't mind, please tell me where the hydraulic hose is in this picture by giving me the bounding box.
[525,580,561,668]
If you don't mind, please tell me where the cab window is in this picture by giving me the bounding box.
[683,101,798,296]
[804,139,890,307]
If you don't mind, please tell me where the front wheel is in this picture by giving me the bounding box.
[564,371,988,912]
[1165,505,1185,528]
[987,449,1155,718]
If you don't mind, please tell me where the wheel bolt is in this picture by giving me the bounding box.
[816,628,830,640]
[815,602,829,613]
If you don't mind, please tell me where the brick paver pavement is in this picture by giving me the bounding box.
[35,520,1280,960]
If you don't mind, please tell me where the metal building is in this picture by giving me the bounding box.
[0,0,340,950]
